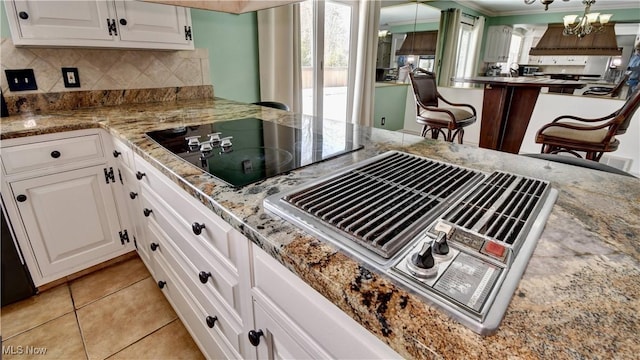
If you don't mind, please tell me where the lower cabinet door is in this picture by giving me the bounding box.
[10,165,127,279]
[251,299,319,360]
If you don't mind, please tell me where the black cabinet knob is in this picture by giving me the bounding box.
[143,208,153,217]
[50,150,61,158]
[198,271,212,284]
[119,18,127,26]
[16,194,27,202]
[136,171,146,180]
[113,150,121,158]
[18,11,28,20]
[248,329,264,346]
[206,316,218,328]
[157,280,166,289]
[129,192,138,199]
[192,222,206,235]
[150,242,159,251]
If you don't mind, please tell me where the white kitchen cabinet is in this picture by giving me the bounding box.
[111,137,153,274]
[126,142,400,360]
[9,166,127,278]
[250,243,402,360]
[4,0,193,50]
[0,129,133,286]
[484,25,513,63]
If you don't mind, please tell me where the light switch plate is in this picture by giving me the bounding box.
[62,67,80,88]
[5,69,38,91]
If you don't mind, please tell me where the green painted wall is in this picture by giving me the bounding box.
[1,4,11,38]
[373,84,408,131]
[390,22,439,33]
[191,9,260,103]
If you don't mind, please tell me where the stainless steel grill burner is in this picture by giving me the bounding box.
[283,151,484,259]
[264,151,557,334]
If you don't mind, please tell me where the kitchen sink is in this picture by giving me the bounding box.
[264,151,557,335]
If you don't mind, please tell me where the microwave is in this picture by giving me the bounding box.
[519,65,539,76]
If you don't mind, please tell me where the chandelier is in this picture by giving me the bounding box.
[562,0,612,38]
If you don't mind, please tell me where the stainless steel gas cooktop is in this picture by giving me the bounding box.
[146,118,364,187]
[264,151,558,335]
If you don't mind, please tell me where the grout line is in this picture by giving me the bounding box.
[70,284,91,360]
[72,274,152,311]
[103,319,179,360]
[1,284,76,341]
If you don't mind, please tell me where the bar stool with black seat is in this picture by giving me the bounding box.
[408,69,476,144]
[582,73,629,97]
[252,101,290,111]
[535,89,640,162]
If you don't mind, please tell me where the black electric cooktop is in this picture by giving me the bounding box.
[146,117,364,187]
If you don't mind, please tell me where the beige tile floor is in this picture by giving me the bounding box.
[1,256,205,360]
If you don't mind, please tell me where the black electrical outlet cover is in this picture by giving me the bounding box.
[61,67,80,88]
[5,69,38,91]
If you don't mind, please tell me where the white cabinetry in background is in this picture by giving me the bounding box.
[484,25,513,63]
[0,129,134,286]
[4,0,193,49]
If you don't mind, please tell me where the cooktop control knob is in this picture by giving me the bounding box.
[186,136,201,150]
[432,222,454,261]
[407,242,438,279]
[200,141,213,153]
[207,132,222,147]
[220,137,233,153]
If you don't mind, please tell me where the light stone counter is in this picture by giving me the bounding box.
[1,95,639,359]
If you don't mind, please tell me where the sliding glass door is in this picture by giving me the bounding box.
[300,0,358,122]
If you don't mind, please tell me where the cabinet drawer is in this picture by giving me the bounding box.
[153,251,239,360]
[112,137,134,171]
[149,220,245,357]
[2,134,104,174]
[134,155,238,271]
[142,190,243,322]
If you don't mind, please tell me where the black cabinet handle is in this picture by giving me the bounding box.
[136,171,146,180]
[248,329,264,346]
[119,18,127,26]
[18,11,28,20]
[150,243,159,251]
[129,192,138,199]
[113,150,121,158]
[192,222,206,235]
[50,150,61,158]
[157,280,166,289]
[16,194,27,202]
[143,208,153,217]
[198,271,212,284]
[206,316,218,328]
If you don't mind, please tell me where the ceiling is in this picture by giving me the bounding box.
[380,0,640,26]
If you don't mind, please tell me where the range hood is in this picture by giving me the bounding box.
[141,0,302,14]
[396,31,438,55]
[529,24,622,56]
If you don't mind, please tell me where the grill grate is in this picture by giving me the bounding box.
[284,152,484,258]
[442,172,549,249]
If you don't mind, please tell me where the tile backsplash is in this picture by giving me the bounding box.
[0,38,211,96]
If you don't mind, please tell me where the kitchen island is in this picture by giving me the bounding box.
[1,92,639,359]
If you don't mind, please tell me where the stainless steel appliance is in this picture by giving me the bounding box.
[518,65,539,76]
[264,151,557,335]
[146,118,364,187]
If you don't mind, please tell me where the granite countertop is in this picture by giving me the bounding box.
[1,97,639,359]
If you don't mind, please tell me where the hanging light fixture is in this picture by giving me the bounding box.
[523,0,567,11]
[562,0,612,38]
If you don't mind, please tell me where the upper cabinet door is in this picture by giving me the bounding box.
[4,0,193,49]
[10,0,114,41]
[114,0,192,46]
